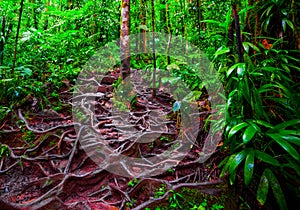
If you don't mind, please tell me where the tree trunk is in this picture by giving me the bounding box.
[197,0,202,46]
[120,0,131,80]
[232,4,243,63]
[32,0,38,29]
[151,0,156,98]
[12,0,25,74]
[139,0,147,53]
[166,3,171,65]
[44,0,51,30]
[0,17,5,65]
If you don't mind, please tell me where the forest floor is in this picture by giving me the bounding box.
[0,69,267,210]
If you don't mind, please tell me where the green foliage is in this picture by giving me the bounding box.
[154,184,167,198]
[0,144,9,158]
[153,187,225,210]
[128,178,139,187]
[0,0,120,116]
[22,130,36,148]
[212,4,300,207]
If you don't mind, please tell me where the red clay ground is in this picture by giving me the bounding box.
[0,69,244,210]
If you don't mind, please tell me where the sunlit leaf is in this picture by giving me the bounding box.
[226,63,239,78]
[243,125,257,144]
[228,122,248,138]
[228,150,247,174]
[214,46,230,58]
[255,120,274,129]
[282,19,287,32]
[237,63,245,77]
[229,168,237,185]
[244,148,255,186]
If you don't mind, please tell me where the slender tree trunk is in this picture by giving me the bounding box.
[32,0,38,29]
[232,4,243,63]
[139,0,147,53]
[151,0,156,98]
[160,0,167,32]
[291,0,300,50]
[197,0,202,46]
[166,3,171,65]
[244,0,253,35]
[120,0,131,80]
[12,0,25,74]
[0,17,5,65]
[179,0,185,36]
[254,0,260,51]
[44,0,51,30]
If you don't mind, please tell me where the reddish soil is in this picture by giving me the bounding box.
[0,69,232,210]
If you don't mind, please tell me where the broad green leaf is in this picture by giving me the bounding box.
[214,46,230,58]
[225,119,239,137]
[281,135,300,146]
[257,169,269,206]
[282,18,287,32]
[219,156,233,177]
[218,156,230,169]
[255,150,280,166]
[247,42,261,52]
[272,119,300,130]
[255,120,274,129]
[267,133,300,163]
[242,42,250,53]
[237,63,246,77]
[247,120,262,133]
[225,9,232,31]
[229,168,237,185]
[266,4,274,16]
[252,89,265,119]
[226,63,239,78]
[228,150,247,174]
[284,18,294,31]
[243,42,260,53]
[242,125,257,144]
[228,122,248,139]
[241,76,251,104]
[244,149,255,186]
[258,83,279,93]
[279,130,299,135]
[266,169,288,210]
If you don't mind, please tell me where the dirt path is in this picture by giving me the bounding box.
[0,69,232,210]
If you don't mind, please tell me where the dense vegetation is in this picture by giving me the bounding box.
[0,0,299,209]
